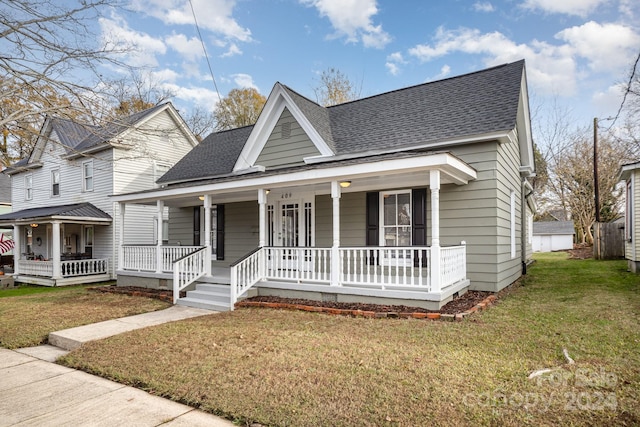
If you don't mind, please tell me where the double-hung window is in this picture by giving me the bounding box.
[51,169,60,197]
[25,174,33,200]
[83,160,93,192]
[380,190,412,265]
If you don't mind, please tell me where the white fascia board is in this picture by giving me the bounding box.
[233,84,334,172]
[619,162,640,181]
[517,71,535,174]
[113,152,477,204]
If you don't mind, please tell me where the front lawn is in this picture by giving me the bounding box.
[0,285,170,349]
[60,253,640,426]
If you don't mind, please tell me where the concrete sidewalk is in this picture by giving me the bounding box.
[0,306,234,426]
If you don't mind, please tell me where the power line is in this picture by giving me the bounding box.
[605,51,640,131]
[188,0,221,103]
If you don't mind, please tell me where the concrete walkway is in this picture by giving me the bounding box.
[0,306,234,426]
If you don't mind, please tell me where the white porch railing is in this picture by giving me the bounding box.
[122,245,202,272]
[61,259,108,277]
[18,260,53,277]
[228,245,467,307]
[339,247,430,289]
[18,258,109,278]
[173,247,207,304]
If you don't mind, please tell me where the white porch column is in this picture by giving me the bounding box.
[52,221,62,279]
[330,181,341,286]
[13,224,20,275]
[430,170,441,292]
[203,195,212,276]
[258,189,267,248]
[155,200,164,274]
[118,203,125,271]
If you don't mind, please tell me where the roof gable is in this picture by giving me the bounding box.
[233,83,335,172]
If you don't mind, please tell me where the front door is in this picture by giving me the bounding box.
[268,191,314,270]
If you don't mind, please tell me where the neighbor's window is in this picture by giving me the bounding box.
[84,226,93,256]
[380,190,412,247]
[51,169,60,197]
[153,161,172,187]
[25,174,33,200]
[83,160,93,192]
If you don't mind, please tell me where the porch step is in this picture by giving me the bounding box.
[176,283,231,312]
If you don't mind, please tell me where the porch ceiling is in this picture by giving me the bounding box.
[114,151,477,207]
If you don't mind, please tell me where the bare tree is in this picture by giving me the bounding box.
[313,67,361,106]
[101,70,176,118]
[214,88,266,131]
[183,106,215,141]
[0,0,130,140]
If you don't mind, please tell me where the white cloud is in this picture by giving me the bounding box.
[521,0,609,17]
[555,21,640,72]
[300,0,391,48]
[165,33,203,62]
[385,62,400,75]
[220,43,242,58]
[473,2,495,12]
[99,15,166,67]
[231,73,258,90]
[592,83,626,117]
[429,65,452,81]
[131,0,251,42]
[406,23,640,97]
[163,83,220,112]
[385,51,406,75]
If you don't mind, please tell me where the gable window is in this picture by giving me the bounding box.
[83,160,93,192]
[25,174,33,200]
[154,161,172,187]
[51,169,60,197]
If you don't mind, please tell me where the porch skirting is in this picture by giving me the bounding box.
[13,273,112,287]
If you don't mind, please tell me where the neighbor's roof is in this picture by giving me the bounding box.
[0,202,112,224]
[159,60,525,185]
[533,221,575,235]
[618,160,640,181]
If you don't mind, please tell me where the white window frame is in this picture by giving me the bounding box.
[25,174,33,200]
[82,160,94,192]
[153,216,170,245]
[510,190,516,259]
[51,168,60,197]
[83,225,94,254]
[153,161,172,187]
[379,189,412,266]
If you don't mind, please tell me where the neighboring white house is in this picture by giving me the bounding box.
[619,161,640,272]
[113,60,536,311]
[532,221,575,252]
[0,103,198,286]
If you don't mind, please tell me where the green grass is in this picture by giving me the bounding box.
[58,253,640,426]
[0,285,170,349]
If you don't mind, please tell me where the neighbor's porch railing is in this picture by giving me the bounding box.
[122,245,202,272]
[18,258,109,278]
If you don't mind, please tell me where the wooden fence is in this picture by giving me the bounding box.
[593,222,625,260]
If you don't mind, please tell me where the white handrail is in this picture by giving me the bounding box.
[172,247,207,304]
[230,247,265,309]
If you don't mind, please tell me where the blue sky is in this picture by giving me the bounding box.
[101,0,640,134]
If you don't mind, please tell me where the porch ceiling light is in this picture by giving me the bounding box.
[30,223,38,228]
[198,196,205,201]
[339,181,351,188]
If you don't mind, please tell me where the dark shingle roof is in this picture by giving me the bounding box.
[158,126,253,184]
[533,221,575,235]
[162,60,525,185]
[0,203,112,222]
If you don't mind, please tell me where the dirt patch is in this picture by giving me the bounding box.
[242,290,492,315]
[566,243,593,259]
[89,285,185,302]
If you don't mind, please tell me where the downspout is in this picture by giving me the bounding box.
[521,177,534,274]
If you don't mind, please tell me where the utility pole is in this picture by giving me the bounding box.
[593,117,600,223]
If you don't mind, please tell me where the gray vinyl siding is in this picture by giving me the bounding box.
[315,193,366,247]
[168,202,259,267]
[626,171,640,261]
[255,108,321,169]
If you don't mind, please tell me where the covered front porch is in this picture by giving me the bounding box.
[0,203,112,286]
[115,152,477,310]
